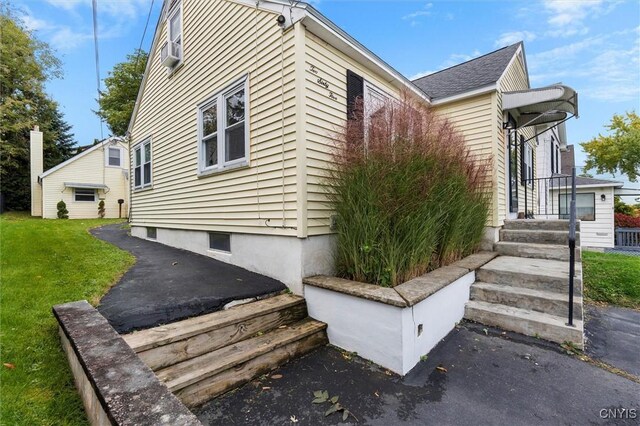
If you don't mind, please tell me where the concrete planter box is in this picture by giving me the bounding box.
[304,252,497,375]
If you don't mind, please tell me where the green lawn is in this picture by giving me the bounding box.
[0,212,134,425]
[583,250,640,309]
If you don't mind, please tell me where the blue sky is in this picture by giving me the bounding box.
[14,0,640,184]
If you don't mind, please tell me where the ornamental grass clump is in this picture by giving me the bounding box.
[326,95,490,287]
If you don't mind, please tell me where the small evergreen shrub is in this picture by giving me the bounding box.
[325,95,490,287]
[98,200,105,218]
[56,200,69,219]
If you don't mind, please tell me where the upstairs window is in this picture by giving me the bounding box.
[134,139,152,189]
[107,146,123,167]
[198,76,248,173]
[160,1,182,69]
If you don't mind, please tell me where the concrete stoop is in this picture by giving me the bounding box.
[465,220,584,348]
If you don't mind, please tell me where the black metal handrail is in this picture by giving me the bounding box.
[567,167,577,327]
[523,175,573,219]
[522,169,577,326]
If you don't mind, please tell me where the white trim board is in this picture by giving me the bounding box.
[40,137,124,180]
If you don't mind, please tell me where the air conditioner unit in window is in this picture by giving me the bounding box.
[160,41,181,67]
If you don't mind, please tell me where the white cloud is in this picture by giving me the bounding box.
[21,14,54,32]
[50,27,93,51]
[409,70,436,80]
[494,31,536,48]
[540,0,621,38]
[45,0,147,19]
[402,2,432,25]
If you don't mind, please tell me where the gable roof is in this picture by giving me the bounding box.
[39,137,124,180]
[412,42,523,101]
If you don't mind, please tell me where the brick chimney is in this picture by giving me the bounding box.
[30,126,43,216]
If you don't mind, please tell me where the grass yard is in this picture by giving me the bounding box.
[0,212,134,425]
[583,250,640,309]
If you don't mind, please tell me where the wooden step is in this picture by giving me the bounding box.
[176,325,327,407]
[123,294,307,370]
[465,300,584,348]
[157,318,327,396]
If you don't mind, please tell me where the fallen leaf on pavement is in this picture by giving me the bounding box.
[436,365,448,373]
[271,374,283,379]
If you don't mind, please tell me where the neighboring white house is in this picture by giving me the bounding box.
[30,128,130,219]
[534,139,622,248]
[127,0,578,293]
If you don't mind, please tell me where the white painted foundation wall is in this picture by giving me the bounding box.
[305,271,475,375]
[130,226,336,294]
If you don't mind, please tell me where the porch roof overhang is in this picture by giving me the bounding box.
[503,84,578,129]
[64,182,109,190]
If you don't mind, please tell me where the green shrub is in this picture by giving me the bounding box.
[56,200,69,219]
[325,95,490,287]
[98,200,105,218]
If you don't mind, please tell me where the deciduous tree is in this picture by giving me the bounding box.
[581,112,640,182]
[95,49,147,136]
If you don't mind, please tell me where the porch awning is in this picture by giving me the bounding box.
[503,84,578,128]
[64,182,109,190]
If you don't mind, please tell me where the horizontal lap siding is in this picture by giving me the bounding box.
[41,142,129,219]
[433,94,496,225]
[303,31,403,236]
[129,0,297,236]
[499,53,535,221]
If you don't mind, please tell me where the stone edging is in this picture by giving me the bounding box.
[53,300,201,426]
[304,251,498,307]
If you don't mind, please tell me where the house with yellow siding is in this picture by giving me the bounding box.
[128,0,578,293]
[30,132,130,219]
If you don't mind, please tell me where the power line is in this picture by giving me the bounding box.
[134,0,155,74]
[92,0,104,140]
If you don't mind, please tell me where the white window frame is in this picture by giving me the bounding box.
[524,143,534,187]
[363,80,391,121]
[166,1,183,67]
[133,138,153,190]
[197,75,249,175]
[74,188,96,202]
[105,146,124,168]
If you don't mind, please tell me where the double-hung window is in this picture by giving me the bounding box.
[168,2,182,64]
[198,76,248,173]
[134,139,152,189]
[107,146,123,167]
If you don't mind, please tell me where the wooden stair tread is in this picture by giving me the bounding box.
[158,318,327,392]
[123,294,304,352]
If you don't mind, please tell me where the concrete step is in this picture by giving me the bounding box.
[158,318,327,407]
[464,300,584,348]
[494,241,581,261]
[471,282,583,320]
[477,256,582,295]
[503,219,580,232]
[499,229,580,245]
[124,294,308,370]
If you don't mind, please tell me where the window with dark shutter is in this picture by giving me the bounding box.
[346,70,364,120]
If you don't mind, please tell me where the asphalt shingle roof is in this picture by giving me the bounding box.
[412,42,523,100]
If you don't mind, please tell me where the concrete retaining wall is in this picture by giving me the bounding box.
[53,300,201,425]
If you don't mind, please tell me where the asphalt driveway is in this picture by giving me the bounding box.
[585,304,640,377]
[92,224,286,333]
[196,324,640,425]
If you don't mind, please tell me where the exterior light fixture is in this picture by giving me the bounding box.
[601,194,606,201]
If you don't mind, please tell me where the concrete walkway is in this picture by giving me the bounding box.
[585,304,640,376]
[196,325,640,425]
[93,224,286,333]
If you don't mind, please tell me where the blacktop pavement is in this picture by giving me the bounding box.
[196,322,639,425]
[92,224,286,333]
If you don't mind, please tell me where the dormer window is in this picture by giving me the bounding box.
[161,1,182,69]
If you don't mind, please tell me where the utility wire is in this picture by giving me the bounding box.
[134,0,155,74]
[92,0,104,140]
